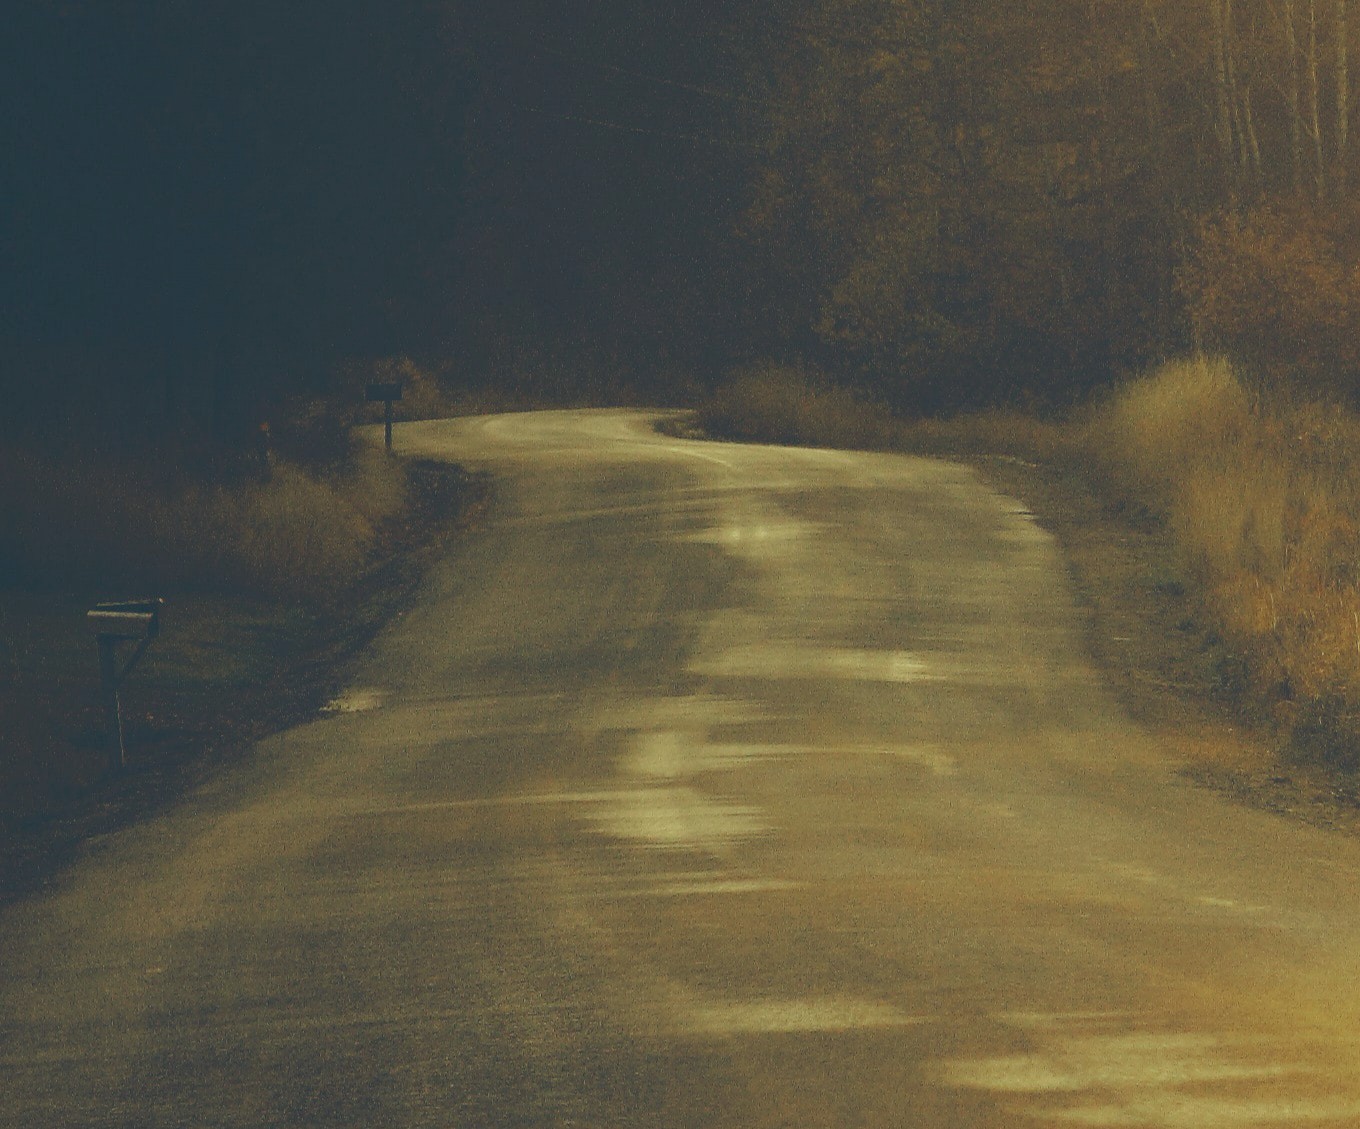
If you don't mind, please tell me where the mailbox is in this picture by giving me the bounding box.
[88,598,164,773]
[365,382,403,402]
[87,599,162,641]
[365,382,403,453]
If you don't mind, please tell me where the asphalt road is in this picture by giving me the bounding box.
[6,409,1360,1127]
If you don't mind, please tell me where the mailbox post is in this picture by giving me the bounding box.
[87,599,163,774]
[365,381,403,454]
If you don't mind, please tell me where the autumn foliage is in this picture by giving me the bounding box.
[1181,204,1360,398]
[742,0,1360,408]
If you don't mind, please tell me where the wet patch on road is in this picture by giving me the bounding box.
[939,1014,1360,1127]
[678,996,926,1037]
[580,786,768,849]
[691,643,939,683]
[320,688,386,713]
[625,730,804,780]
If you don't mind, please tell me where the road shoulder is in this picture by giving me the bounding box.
[970,452,1360,836]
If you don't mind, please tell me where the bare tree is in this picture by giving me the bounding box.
[1339,0,1350,189]
[1308,0,1327,197]
[1140,0,1178,354]
[1224,1,1264,191]
[1212,0,1241,199]
[1242,82,1265,188]
[1286,0,1306,193]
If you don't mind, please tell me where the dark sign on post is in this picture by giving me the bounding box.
[87,599,164,774]
[365,382,403,454]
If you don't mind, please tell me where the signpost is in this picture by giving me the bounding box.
[87,599,163,774]
[365,382,403,454]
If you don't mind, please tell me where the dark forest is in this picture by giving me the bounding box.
[5,1,1360,448]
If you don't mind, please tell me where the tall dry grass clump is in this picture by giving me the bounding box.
[0,445,407,602]
[897,410,1069,464]
[1086,356,1360,766]
[695,363,901,450]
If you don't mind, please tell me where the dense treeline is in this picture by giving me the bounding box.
[740,0,1360,410]
[8,1,1359,448]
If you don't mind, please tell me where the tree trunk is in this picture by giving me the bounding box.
[1223,0,1257,193]
[1136,0,1180,359]
[1211,0,1239,201]
[1286,0,1306,194]
[1309,0,1328,198]
[1242,84,1264,189]
[1087,1,1116,324]
[1339,0,1350,190]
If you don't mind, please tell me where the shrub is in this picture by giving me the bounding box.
[696,362,900,450]
[0,445,406,602]
[1085,355,1360,762]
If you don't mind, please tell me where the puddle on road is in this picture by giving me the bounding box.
[582,786,767,849]
[625,730,798,780]
[573,714,962,851]
[1096,860,1275,920]
[684,515,827,560]
[583,871,802,899]
[679,996,926,1037]
[321,688,385,714]
[940,1015,1360,1127]
[594,694,767,731]
[884,744,956,777]
[646,876,801,897]
[691,643,938,683]
[560,721,778,850]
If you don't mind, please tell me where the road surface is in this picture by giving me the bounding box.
[5,409,1360,1127]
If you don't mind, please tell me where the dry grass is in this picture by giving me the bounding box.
[0,445,407,602]
[697,361,1070,461]
[694,363,902,450]
[896,409,1069,464]
[1083,356,1360,766]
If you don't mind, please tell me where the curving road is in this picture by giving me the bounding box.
[5,410,1360,1126]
